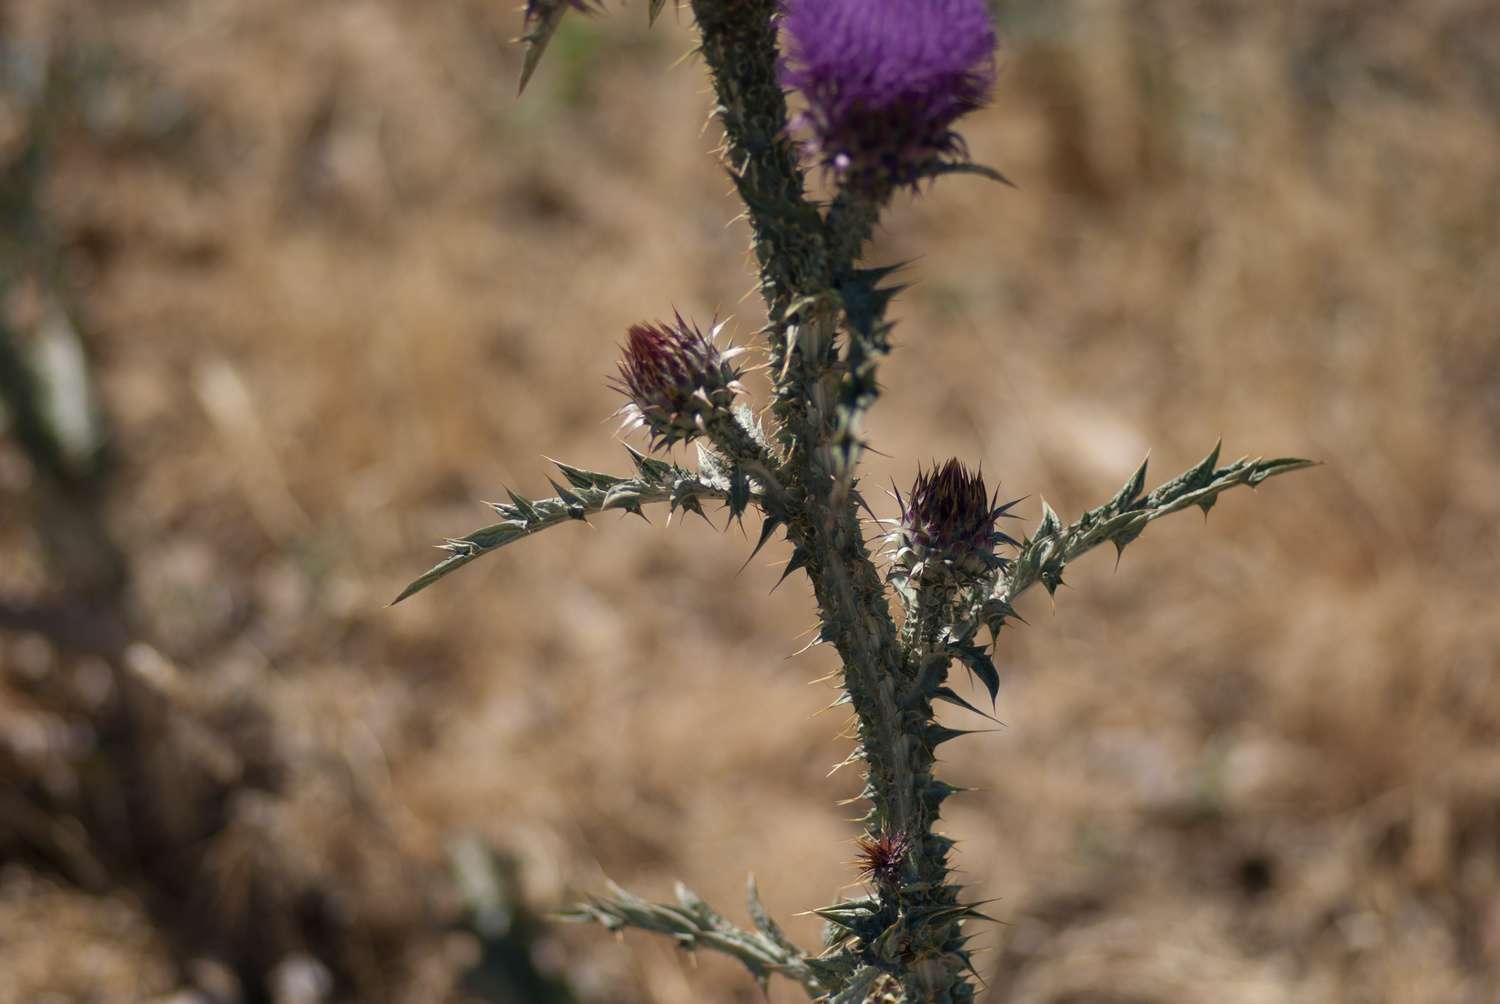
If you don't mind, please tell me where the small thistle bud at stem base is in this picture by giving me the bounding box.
[856,831,912,889]
[611,314,746,451]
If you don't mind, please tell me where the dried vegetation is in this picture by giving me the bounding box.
[1,1,1497,1001]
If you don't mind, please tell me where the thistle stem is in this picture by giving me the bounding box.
[688,4,975,998]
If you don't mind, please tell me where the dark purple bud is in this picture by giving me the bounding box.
[612,314,746,450]
[778,0,998,193]
[855,831,911,888]
[891,459,1019,581]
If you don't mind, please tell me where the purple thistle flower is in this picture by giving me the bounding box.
[612,314,746,451]
[779,0,998,192]
[889,459,1020,583]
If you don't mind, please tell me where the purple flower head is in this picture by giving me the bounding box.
[612,314,746,451]
[889,459,1019,583]
[779,0,998,192]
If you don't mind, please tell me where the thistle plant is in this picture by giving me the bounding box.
[396,2,1311,1000]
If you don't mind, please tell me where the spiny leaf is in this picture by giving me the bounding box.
[772,546,809,591]
[675,882,727,929]
[390,524,518,605]
[869,919,906,962]
[925,723,988,749]
[1112,455,1150,511]
[916,160,1017,187]
[811,899,877,933]
[548,456,627,492]
[978,598,1023,643]
[1111,511,1150,560]
[601,484,646,515]
[516,0,607,96]
[695,442,729,486]
[987,446,1315,618]
[912,900,1001,928]
[1151,438,1222,506]
[747,514,785,563]
[624,443,674,483]
[925,778,968,806]
[1034,498,1062,540]
[746,875,803,959]
[826,967,881,1004]
[394,471,731,604]
[803,955,859,991]
[1249,456,1316,485]
[506,488,541,524]
[517,0,572,95]
[562,878,820,995]
[947,640,1000,707]
[932,686,999,722]
[728,465,752,521]
[543,477,582,510]
[837,263,908,342]
[669,480,709,521]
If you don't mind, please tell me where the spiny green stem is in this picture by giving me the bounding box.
[689,5,975,997]
[899,577,953,658]
[689,0,821,303]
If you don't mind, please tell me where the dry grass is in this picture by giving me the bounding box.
[1,1,1497,1001]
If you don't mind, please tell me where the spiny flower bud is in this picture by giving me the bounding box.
[890,459,1019,583]
[612,314,746,451]
[778,0,998,193]
[855,831,911,888]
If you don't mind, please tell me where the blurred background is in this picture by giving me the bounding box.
[1,1,1497,1001]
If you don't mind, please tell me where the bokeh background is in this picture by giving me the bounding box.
[2,1,1498,1002]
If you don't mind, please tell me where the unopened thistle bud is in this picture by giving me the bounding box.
[855,831,911,888]
[890,459,1018,584]
[612,314,746,450]
[779,0,998,194]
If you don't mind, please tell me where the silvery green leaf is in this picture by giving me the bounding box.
[393,470,731,604]
[563,879,821,996]
[1035,498,1061,540]
[982,447,1315,619]
[548,456,627,492]
[1112,455,1150,511]
[746,875,803,958]
[826,966,880,1004]
[695,442,729,487]
[623,443,674,483]
[506,488,541,525]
